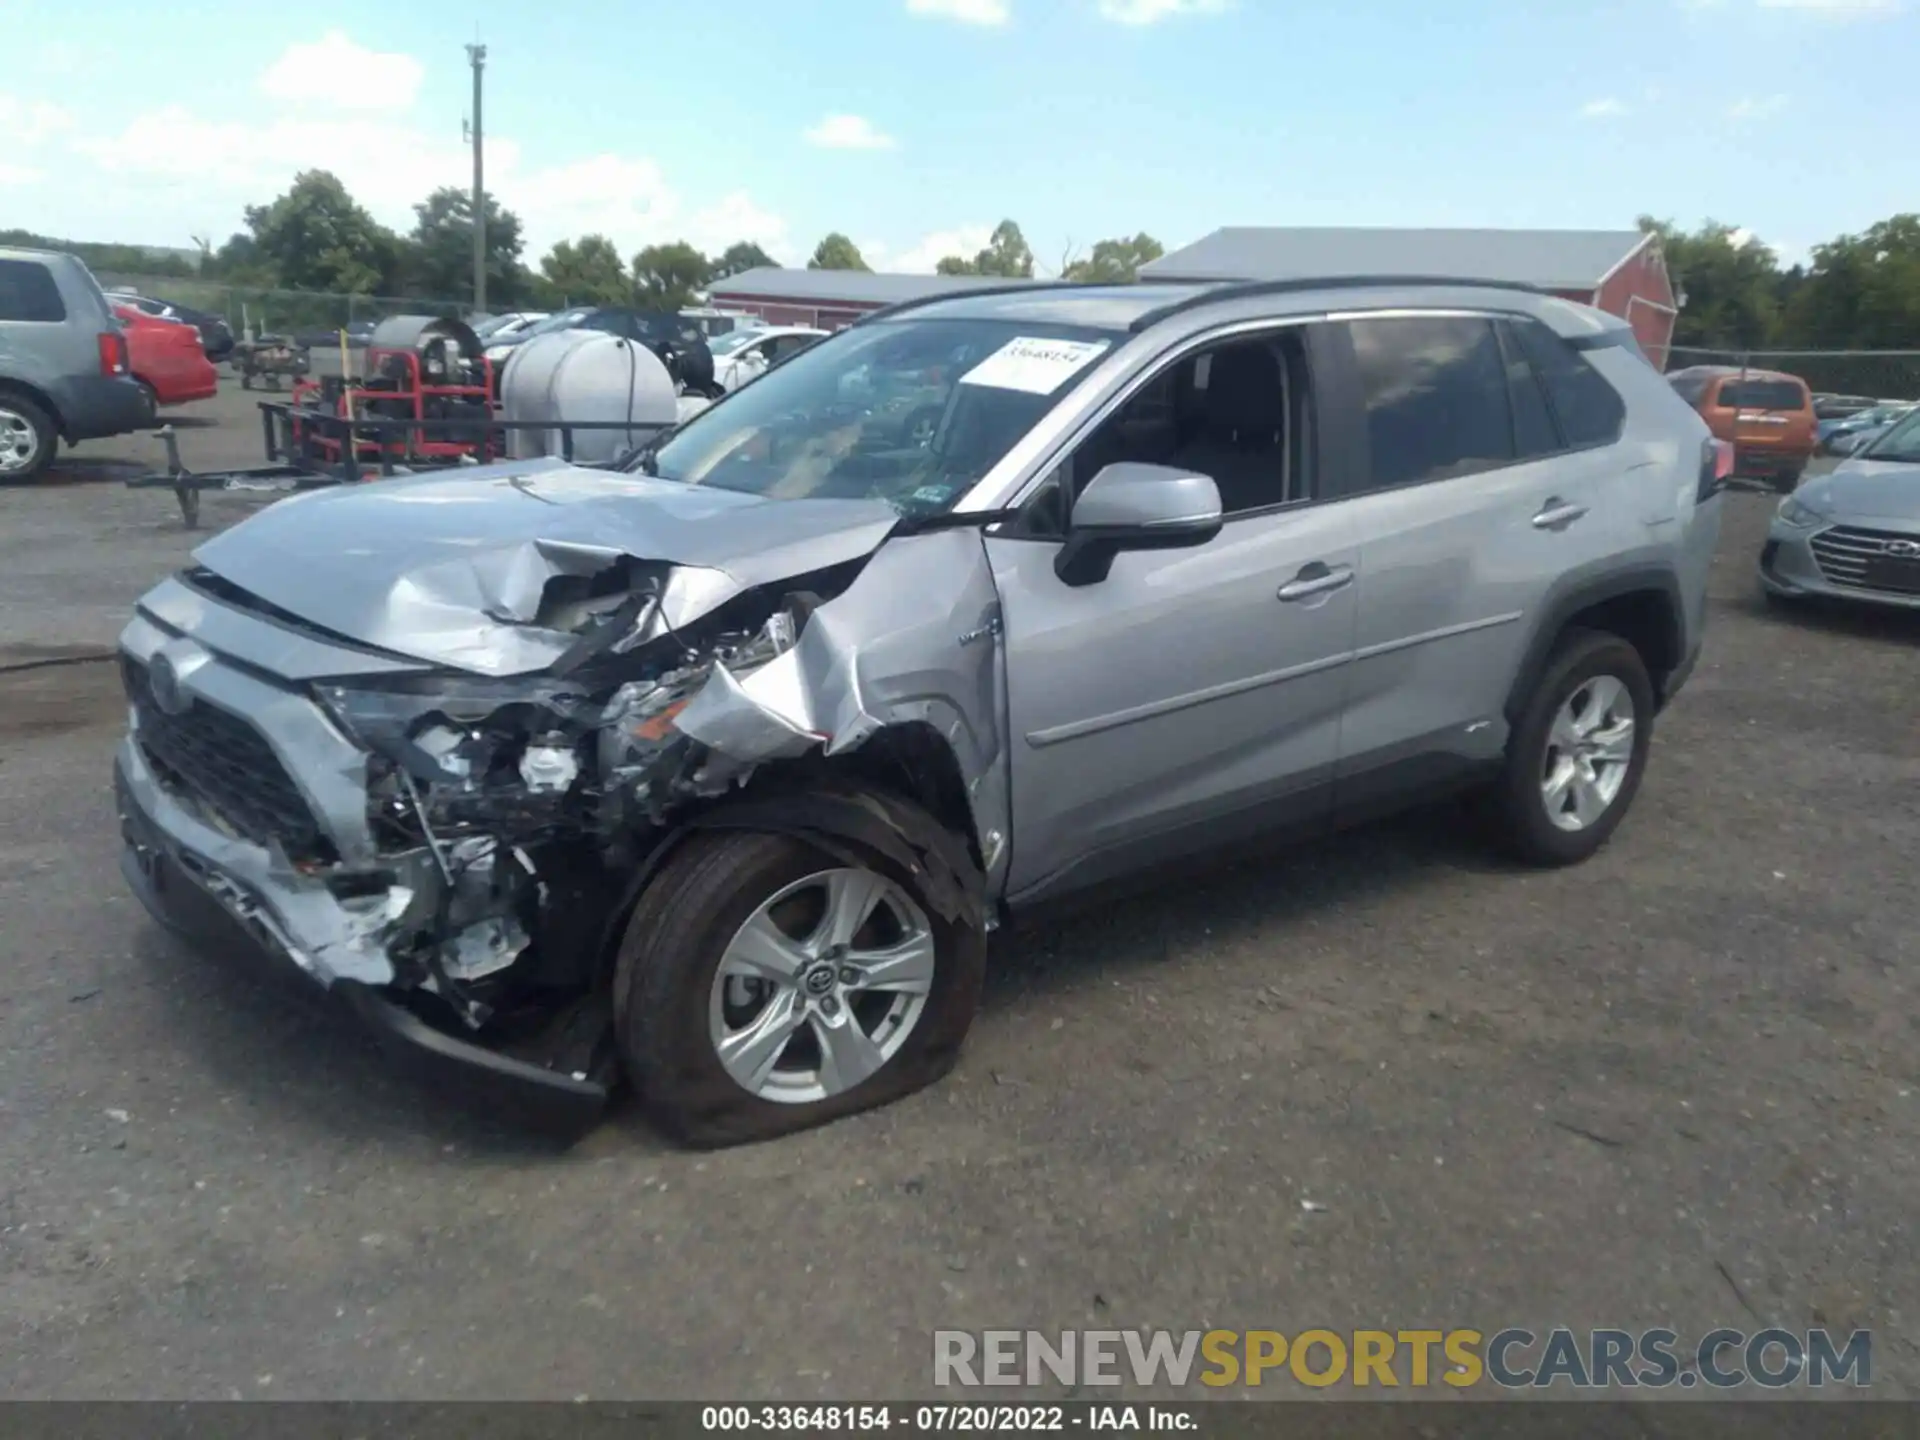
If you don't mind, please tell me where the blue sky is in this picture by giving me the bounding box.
[5,0,1916,276]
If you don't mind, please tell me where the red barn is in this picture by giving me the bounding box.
[706,267,1042,331]
[1141,227,1677,368]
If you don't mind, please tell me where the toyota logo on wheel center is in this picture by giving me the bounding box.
[803,964,836,996]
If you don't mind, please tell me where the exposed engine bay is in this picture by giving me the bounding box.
[115,473,1005,1128]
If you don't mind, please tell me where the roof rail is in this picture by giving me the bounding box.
[1126,274,1547,332]
[852,280,1093,326]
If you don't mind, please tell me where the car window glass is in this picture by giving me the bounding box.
[1020,328,1309,535]
[1348,315,1513,490]
[1497,322,1561,459]
[645,316,1119,519]
[0,260,68,322]
[1668,371,1708,406]
[1717,378,1805,410]
[1511,318,1627,448]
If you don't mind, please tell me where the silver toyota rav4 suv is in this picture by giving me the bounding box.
[114,278,1722,1146]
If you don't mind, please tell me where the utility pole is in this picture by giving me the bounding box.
[466,42,487,316]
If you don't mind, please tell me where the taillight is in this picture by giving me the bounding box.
[1698,437,1733,501]
[97,331,129,376]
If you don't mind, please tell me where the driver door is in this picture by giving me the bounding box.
[985,322,1360,906]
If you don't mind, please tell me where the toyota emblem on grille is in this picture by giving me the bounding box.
[1883,540,1920,559]
[147,655,188,715]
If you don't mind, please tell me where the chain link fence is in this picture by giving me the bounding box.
[94,272,471,339]
[1668,346,1920,402]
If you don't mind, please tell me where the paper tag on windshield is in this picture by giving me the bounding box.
[959,337,1110,395]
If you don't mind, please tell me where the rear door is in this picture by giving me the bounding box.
[1318,311,1632,818]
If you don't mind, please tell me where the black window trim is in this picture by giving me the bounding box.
[1493,318,1558,455]
[988,304,1631,539]
[1507,313,1627,456]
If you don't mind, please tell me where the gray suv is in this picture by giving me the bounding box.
[1,246,153,480]
[112,278,1722,1145]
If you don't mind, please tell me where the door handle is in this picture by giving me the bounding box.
[1532,498,1589,531]
[1276,563,1354,603]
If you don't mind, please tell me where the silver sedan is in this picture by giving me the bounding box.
[1761,408,1920,610]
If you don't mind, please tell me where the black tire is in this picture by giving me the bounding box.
[136,380,161,427]
[1488,628,1655,867]
[1772,467,1802,494]
[0,391,58,483]
[613,822,985,1148]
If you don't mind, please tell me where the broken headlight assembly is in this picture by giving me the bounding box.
[315,676,604,845]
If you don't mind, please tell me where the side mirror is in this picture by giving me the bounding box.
[1054,461,1224,586]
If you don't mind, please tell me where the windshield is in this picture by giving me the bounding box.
[1859,408,1920,463]
[634,317,1119,517]
[710,329,765,355]
[515,308,594,339]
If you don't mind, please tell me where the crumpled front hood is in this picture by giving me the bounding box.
[1804,460,1920,521]
[190,460,903,676]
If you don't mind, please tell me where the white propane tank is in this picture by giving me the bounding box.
[499,330,679,465]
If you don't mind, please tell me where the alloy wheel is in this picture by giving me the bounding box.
[707,867,935,1104]
[1539,675,1636,832]
[0,409,38,474]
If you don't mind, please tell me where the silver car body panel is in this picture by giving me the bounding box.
[1761,458,1920,608]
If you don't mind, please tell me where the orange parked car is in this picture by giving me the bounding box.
[1666,366,1816,492]
[112,303,218,412]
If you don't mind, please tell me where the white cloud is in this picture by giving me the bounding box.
[1580,97,1628,118]
[905,0,1011,23]
[890,225,993,273]
[1726,93,1788,119]
[803,114,898,150]
[0,95,73,146]
[1097,0,1230,23]
[255,30,425,110]
[15,33,795,272]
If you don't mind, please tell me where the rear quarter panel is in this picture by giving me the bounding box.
[1594,346,1721,663]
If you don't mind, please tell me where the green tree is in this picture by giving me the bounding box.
[408,186,527,306]
[937,220,1034,278]
[807,233,871,271]
[711,240,778,280]
[1787,215,1920,351]
[243,170,401,294]
[632,241,710,311]
[1062,232,1164,283]
[537,235,631,306]
[1639,216,1785,351]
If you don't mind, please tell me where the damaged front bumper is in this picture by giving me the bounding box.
[114,742,613,1134]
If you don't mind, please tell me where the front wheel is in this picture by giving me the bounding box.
[613,822,985,1147]
[1488,629,1654,867]
[1772,467,1802,494]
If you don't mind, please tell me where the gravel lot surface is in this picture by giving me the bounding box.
[3,387,1915,1401]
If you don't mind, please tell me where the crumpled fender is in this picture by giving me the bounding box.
[595,776,991,980]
